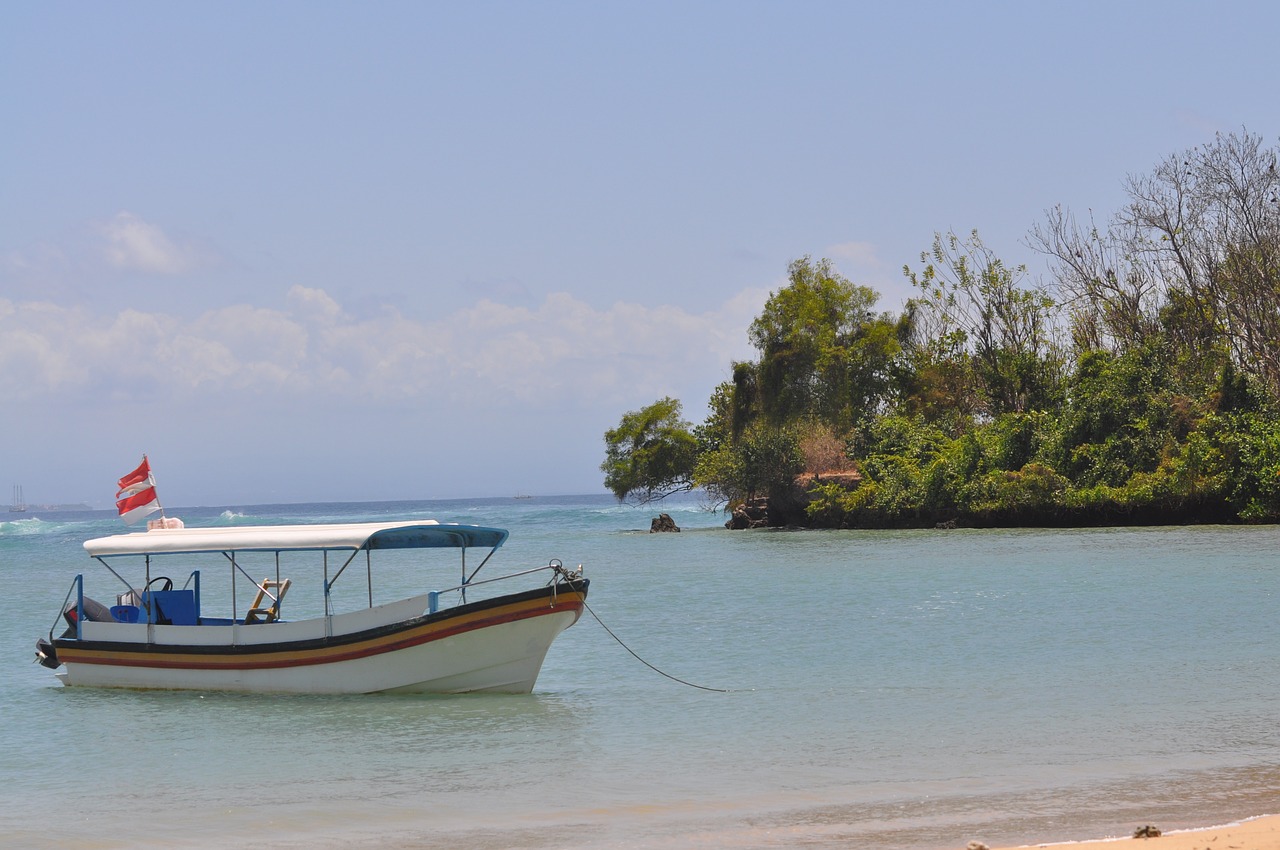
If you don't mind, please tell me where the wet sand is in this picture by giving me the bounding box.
[989,813,1280,849]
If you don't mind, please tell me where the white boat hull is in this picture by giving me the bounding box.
[53,582,587,695]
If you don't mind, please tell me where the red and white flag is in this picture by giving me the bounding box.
[117,456,152,495]
[115,455,161,524]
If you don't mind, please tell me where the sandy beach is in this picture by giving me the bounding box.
[987,813,1280,850]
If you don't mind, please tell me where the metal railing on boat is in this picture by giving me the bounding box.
[46,574,85,641]
[427,560,580,614]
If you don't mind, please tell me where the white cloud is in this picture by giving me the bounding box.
[100,211,200,274]
[0,287,767,413]
[287,285,343,323]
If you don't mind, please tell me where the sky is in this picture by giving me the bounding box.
[3,1,1280,507]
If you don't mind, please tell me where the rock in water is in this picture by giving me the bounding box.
[725,498,770,529]
[650,513,680,533]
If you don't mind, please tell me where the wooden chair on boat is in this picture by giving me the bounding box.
[244,578,291,623]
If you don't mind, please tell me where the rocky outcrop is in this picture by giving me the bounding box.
[725,499,770,529]
[650,513,680,533]
[725,468,863,529]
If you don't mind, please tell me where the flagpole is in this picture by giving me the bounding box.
[145,454,166,521]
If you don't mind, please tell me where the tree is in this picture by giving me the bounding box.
[601,397,698,503]
[904,230,1062,415]
[748,256,899,430]
[1050,343,1196,488]
[1029,205,1164,353]
[1032,129,1280,397]
[694,422,804,506]
[1212,240,1280,393]
[1120,130,1280,391]
[895,293,981,431]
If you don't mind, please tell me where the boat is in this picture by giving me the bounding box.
[10,484,26,512]
[34,519,589,694]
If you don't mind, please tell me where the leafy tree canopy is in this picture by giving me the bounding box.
[601,397,698,504]
[747,256,900,430]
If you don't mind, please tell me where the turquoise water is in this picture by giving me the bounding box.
[2,495,1278,849]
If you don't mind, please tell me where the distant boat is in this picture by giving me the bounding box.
[10,485,26,513]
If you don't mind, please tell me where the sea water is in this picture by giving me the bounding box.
[1,494,1278,849]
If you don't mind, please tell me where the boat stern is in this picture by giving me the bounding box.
[34,637,60,669]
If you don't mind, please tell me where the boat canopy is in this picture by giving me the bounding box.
[84,521,509,558]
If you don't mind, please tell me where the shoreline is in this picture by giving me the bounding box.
[987,813,1280,849]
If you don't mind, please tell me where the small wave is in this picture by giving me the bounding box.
[0,517,50,535]
[589,504,643,516]
[589,503,721,519]
[654,503,719,515]
[0,514,121,538]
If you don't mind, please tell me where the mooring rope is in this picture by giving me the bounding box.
[580,598,733,693]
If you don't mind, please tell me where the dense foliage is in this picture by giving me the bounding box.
[603,131,1280,526]
[600,396,698,504]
